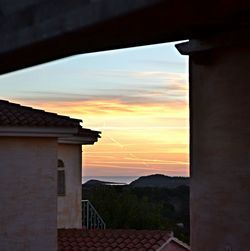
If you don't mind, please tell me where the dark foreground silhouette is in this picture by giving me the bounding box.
[82,175,190,243]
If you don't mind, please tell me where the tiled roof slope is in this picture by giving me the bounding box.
[58,229,189,251]
[0,100,81,128]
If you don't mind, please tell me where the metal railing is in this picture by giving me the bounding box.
[82,200,106,229]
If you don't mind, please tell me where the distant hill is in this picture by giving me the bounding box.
[129,174,189,188]
[83,174,189,189]
[83,179,126,188]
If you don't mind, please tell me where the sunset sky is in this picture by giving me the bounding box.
[0,42,189,177]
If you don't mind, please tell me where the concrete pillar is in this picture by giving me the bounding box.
[177,31,250,250]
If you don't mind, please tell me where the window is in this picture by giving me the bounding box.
[57,159,65,196]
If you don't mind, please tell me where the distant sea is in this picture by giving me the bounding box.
[82,176,140,185]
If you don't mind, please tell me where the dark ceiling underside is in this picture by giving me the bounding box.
[1,0,250,74]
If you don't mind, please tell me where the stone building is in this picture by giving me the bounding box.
[0,100,100,250]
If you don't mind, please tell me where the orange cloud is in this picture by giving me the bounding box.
[13,88,189,177]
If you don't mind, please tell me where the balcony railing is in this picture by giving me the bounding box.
[82,200,106,230]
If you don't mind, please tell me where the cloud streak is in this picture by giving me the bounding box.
[10,69,188,107]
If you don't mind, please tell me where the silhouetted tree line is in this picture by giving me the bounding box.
[82,185,189,243]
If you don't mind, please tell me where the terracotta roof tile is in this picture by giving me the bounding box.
[0,100,101,143]
[58,229,174,251]
[0,100,81,128]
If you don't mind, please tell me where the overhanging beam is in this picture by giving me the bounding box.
[1,0,250,74]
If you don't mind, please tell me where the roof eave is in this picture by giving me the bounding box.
[0,126,78,137]
[58,135,100,145]
[59,129,101,145]
[0,126,101,145]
